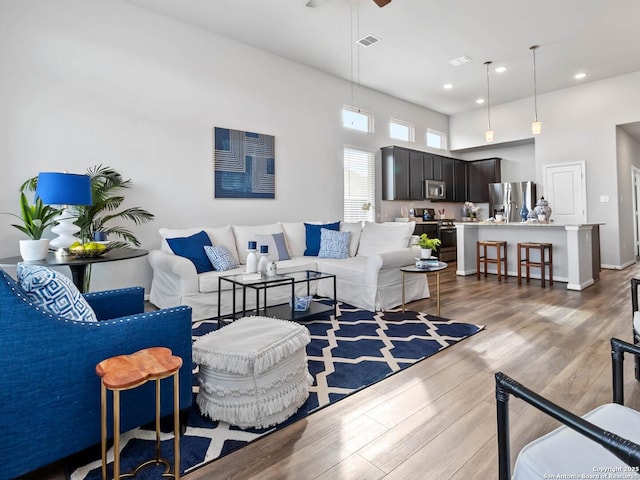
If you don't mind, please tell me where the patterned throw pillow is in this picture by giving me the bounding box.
[318,228,351,259]
[204,245,239,271]
[255,233,291,261]
[17,263,98,322]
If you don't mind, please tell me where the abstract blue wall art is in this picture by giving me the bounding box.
[214,127,275,199]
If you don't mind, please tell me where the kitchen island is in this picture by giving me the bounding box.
[456,221,601,290]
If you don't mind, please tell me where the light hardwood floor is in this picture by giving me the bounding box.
[26,262,640,480]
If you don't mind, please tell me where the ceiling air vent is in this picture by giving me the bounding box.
[449,55,472,66]
[357,35,380,47]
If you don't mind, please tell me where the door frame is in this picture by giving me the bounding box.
[543,161,587,224]
[632,165,640,258]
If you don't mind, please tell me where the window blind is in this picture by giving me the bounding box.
[344,147,375,223]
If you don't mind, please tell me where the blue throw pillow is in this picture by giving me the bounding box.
[304,221,340,256]
[204,245,239,271]
[17,263,97,322]
[166,230,213,274]
[318,228,351,259]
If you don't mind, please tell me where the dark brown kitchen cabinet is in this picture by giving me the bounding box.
[440,157,467,202]
[441,157,455,201]
[382,145,497,203]
[423,154,443,182]
[432,155,442,181]
[467,158,501,203]
[408,150,424,199]
[382,146,423,200]
[382,146,409,200]
[453,160,467,202]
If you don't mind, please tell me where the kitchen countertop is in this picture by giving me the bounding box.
[409,218,453,224]
[462,220,559,226]
[456,221,605,227]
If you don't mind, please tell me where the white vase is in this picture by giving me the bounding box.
[246,248,258,273]
[19,239,50,261]
[420,248,432,259]
[258,253,269,274]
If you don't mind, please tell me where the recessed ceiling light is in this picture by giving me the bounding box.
[476,98,485,104]
[443,83,453,90]
[495,66,506,73]
[574,72,587,80]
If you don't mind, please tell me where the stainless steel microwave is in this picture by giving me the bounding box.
[424,180,446,200]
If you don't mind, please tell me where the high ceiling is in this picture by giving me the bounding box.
[125,0,640,116]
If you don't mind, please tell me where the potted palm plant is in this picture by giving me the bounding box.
[418,233,441,259]
[7,192,61,260]
[73,165,155,247]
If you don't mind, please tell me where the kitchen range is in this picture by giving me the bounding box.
[412,208,457,262]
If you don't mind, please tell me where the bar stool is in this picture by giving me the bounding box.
[96,347,182,480]
[517,242,553,288]
[477,240,508,282]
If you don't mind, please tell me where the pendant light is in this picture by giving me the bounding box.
[530,45,541,135]
[484,61,494,142]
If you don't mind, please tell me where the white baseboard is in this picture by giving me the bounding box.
[601,260,636,270]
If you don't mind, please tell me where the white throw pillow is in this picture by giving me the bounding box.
[340,221,363,257]
[356,221,415,257]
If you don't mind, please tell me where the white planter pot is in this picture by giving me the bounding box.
[19,239,50,261]
[420,248,432,259]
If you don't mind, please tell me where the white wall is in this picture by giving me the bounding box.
[451,72,640,269]
[0,0,448,292]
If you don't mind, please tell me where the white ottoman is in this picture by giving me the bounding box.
[193,316,312,429]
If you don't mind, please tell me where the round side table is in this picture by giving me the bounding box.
[401,261,448,316]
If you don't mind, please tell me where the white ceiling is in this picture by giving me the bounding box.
[124,0,640,116]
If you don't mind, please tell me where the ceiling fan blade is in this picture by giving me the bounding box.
[372,0,392,6]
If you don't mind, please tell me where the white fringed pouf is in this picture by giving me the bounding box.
[193,316,313,429]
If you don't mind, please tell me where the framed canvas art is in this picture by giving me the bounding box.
[214,127,275,199]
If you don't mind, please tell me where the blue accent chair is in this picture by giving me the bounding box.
[0,268,193,480]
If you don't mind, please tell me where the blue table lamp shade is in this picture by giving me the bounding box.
[35,172,93,251]
[36,172,93,206]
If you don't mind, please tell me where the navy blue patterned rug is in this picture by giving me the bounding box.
[69,303,483,479]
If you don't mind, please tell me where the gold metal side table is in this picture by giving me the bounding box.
[96,347,182,480]
[401,262,448,316]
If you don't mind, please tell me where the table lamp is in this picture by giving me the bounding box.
[35,172,93,252]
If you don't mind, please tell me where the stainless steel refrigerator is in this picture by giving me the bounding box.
[488,182,537,223]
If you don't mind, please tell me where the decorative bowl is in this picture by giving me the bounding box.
[69,248,110,258]
[68,242,111,258]
[290,295,313,312]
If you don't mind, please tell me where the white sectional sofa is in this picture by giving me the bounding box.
[148,221,429,321]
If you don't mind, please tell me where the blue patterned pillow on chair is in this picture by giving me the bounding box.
[204,245,239,271]
[17,263,97,322]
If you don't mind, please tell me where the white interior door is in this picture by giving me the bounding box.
[543,162,586,224]
[632,166,640,257]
